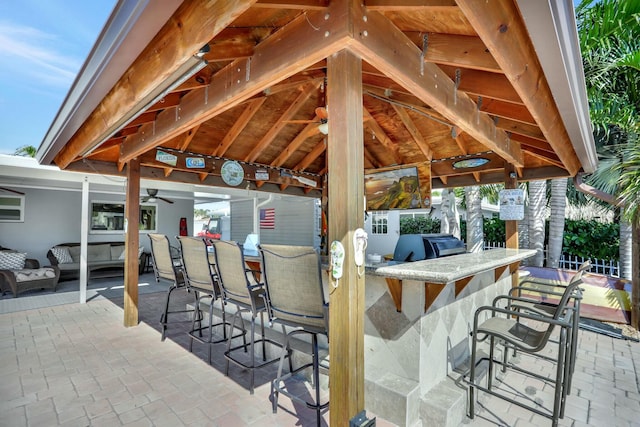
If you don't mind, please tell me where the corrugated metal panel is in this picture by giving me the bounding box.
[230,200,254,242]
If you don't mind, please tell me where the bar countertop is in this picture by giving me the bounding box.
[372,248,537,283]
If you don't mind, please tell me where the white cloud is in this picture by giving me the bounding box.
[0,22,81,87]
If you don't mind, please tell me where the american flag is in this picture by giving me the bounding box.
[260,208,275,229]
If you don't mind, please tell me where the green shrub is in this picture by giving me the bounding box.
[399,216,619,261]
[399,216,440,234]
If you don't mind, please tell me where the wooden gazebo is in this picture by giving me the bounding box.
[38,1,596,424]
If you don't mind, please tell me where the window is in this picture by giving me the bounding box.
[371,211,388,235]
[399,212,429,221]
[91,201,157,233]
[0,195,25,222]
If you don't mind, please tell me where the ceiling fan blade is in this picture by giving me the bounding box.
[158,197,174,204]
[0,187,25,195]
[315,106,328,119]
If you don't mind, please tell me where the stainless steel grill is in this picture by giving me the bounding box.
[392,233,466,262]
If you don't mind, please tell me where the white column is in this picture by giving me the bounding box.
[79,177,89,303]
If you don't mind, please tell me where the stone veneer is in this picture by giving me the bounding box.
[362,266,515,426]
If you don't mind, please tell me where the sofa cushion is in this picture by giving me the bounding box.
[68,246,81,262]
[14,267,57,282]
[88,244,111,262]
[51,246,73,264]
[0,251,26,270]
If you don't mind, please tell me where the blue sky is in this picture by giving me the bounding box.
[0,1,115,155]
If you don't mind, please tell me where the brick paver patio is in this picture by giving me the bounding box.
[0,276,638,426]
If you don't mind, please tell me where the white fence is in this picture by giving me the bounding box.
[483,241,620,277]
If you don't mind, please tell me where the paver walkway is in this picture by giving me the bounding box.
[1,276,639,426]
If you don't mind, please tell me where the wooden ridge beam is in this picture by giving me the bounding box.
[350,9,524,167]
[456,0,581,175]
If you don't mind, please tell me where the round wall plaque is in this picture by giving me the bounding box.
[221,160,244,186]
[452,157,489,169]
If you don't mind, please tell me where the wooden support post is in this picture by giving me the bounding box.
[327,49,365,425]
[124,159,140,327]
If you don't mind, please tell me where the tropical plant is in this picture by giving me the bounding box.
[14,145,37,157]
[575,0,640,326]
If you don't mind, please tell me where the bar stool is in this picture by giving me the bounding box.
[259,243,329,426]
[148,233,191,341]
[176,236,245,365]
[211,240,287,394]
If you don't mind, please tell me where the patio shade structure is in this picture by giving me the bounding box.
[37,1,597,424]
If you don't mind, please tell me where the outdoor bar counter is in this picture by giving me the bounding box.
[358,248,536,426]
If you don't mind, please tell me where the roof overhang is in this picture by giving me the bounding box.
[516,0,597,173]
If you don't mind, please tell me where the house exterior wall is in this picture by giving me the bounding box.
[230,197,319,248]
[0,185,193,267]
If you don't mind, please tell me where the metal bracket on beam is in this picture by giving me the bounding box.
[420,34,428,76]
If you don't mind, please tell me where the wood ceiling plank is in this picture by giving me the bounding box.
[245,83,318,162]
[55,0,257,169]
[494,116,545,141]
[294,138,326,171]
[253,0,328,9]
[214,98,266,156]
[391,103,433,160]
[457,0,581,175]
[271,118,321,167]
[365,0,457,9]
[120,9,351,164]
[351,9,524,167]
[406,33,501,73]
[178,124,200,151]
[481,99,536,125]
[364,109,404,165]
[437,65,522,104]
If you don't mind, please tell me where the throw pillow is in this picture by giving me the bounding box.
[51,246,73,264]
[0,251,27,270]
[118,246,144,260]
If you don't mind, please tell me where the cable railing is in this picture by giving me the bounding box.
[483,241,620,277]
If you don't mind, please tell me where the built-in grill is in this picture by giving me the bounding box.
[392,233,466,262]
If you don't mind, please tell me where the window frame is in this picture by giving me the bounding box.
[0,194,25,222]
[371,211,388,235]
[90,200,158,234]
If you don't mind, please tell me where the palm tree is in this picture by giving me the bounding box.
[575,0,640,327]
[528,180,547,267]
[14,145,37,157]
[547,178,568,268]
[465,186,483,253]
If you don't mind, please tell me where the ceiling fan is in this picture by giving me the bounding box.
[0,187,24,195]
[284,107,329,134]
[141,188,174,204]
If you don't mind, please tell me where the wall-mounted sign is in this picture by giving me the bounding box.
[255,169,270,181]
[156,150,177,166]
[452,157,489,169]
[499,189,525,220]
[220,160,244,186]
[186,157,205,168]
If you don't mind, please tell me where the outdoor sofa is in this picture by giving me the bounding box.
[47,241,147,281]
[0,246,60,297]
